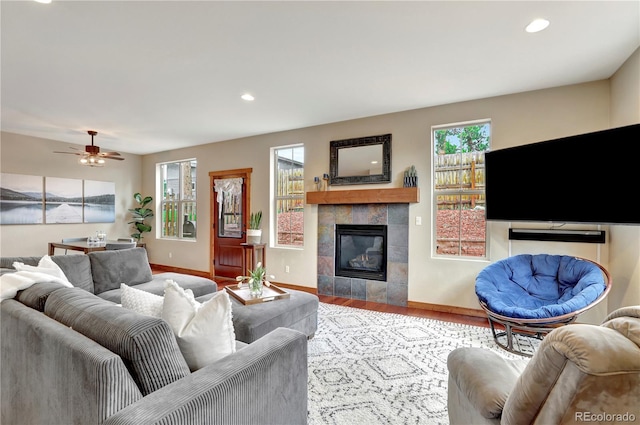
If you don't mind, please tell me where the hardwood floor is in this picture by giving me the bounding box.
[314,295,491,328]
[152,267,490,328]
[210,275,491,328]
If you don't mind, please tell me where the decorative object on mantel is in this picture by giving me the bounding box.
[322,173,330,191]
[403,165,418,187]
[329,133,391,185]
[313,176,322,191]
[128,193,153,241]
[54,130,124,167]
[247,210,262,244]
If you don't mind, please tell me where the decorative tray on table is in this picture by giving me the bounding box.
[225,284,290,305]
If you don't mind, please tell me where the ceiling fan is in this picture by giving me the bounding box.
[54,130,124,166]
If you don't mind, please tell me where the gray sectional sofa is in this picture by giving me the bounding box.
[1,249,310,424]
[1,248,320,344]
[0,248,216,303]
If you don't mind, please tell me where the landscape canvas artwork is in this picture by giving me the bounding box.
[0,173,44,224]
[84,180,115,223]
[0,174,116,225]
[45,177,83,224]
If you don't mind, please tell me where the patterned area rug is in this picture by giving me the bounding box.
[307,303,539,425]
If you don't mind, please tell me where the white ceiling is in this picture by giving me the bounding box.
[1,1,639,155]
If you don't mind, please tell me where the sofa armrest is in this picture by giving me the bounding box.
[2,299,143,425]
[103,327,308,425]
[447,347,528,419]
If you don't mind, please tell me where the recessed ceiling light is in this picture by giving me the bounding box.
[526,18,550,33]
[34,0,52,3]
[241,93,255,101]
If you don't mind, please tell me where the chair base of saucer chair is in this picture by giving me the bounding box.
[485,312,576,357]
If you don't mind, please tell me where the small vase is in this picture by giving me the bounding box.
[248,279,264,297]
[403,176,418,187]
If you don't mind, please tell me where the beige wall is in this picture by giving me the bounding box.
[2,71,636,319]
[609,47,640,311]
[141,80,621,321]
[611,47,640,126]
[0,132,143,256]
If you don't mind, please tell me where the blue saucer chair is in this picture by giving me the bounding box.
[475,254,612,356]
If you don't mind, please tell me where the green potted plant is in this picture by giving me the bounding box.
[128,193,154,241]
[247,210,262,244]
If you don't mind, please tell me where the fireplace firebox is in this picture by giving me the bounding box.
[335,224,387,281]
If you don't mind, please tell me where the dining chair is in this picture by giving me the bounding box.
[117,238,136,243]
[105,242,137,250]
[61,237,88,255]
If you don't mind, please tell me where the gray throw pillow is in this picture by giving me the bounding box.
[88,248,153,295]
[44,287,190,396]
[16,281,69,311]
[0,256,41,268]
[51,255,94,293]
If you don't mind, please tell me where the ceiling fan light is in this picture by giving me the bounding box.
[56,129,122,167]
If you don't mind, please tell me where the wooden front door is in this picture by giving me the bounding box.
[210,168,252,279]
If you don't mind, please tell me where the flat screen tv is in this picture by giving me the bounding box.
[485,123,640,225]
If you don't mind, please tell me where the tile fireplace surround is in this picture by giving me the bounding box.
[317,203,409,306]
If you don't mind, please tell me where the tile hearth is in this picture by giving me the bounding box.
[317,203,409,306]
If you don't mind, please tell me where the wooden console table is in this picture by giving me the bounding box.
[240,243,266,275]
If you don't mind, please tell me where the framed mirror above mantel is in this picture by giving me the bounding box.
[330,134,391,185]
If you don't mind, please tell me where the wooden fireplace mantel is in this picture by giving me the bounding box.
[306,187,419,205]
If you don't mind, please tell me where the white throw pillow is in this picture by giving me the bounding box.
[162,279,236,371]
[121,283,164,318]
[13,255,69,281]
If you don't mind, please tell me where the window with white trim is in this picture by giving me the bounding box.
[432,121,490,257]
[273,145,304,246]
[159,159,197,239]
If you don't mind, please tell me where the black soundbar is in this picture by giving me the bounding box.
[508,228,606,244]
